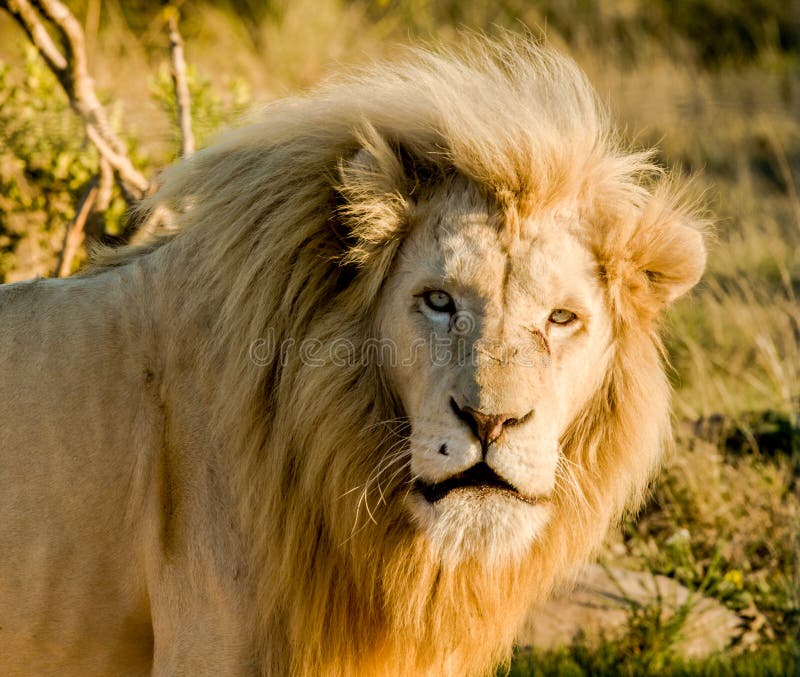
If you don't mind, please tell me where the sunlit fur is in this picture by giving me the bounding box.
[95,38,706,675]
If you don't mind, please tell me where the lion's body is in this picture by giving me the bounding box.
[0,39,705,676]
[0,266,256,675]
[0,273,153,675]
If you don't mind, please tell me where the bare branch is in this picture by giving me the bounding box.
[3,0,67,71]
[87,156,114,239]
[54,157,113,277]
[95,156,115,213]
[54,178,98,277]
[167,7,194,157]
[3,0,150,201]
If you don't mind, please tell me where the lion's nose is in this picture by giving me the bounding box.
[450,398,526,453]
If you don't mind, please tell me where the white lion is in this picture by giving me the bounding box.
[0,38,706,675]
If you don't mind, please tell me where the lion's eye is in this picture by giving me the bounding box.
[549,309,577,325]
[422,290,455,314]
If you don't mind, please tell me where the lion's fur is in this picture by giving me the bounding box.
[0,37,706,676]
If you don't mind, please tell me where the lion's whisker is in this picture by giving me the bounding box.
[375,459,412,505]
[339,438,409,501]
[350,444,410,531]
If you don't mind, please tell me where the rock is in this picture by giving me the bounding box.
[517,564,742,658]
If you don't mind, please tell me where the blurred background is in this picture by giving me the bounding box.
[0,1,797,674]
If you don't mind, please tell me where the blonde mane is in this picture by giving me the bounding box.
[98,37,704,676]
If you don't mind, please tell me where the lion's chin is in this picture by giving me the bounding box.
[406,488,551,567]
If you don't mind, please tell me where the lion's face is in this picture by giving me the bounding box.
[378,179,614,564]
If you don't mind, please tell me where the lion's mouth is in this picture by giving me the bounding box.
[415,462,532,504]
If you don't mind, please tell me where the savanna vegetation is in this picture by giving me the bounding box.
[0,1,797,674]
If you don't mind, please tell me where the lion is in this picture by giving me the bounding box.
[0,38,706,676]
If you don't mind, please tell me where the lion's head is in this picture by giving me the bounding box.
[136,36,706,675]
[335,121,704,575]
[372,170,614,565]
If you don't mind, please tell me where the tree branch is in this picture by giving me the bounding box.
[167,6,194,157]
[3,0,66,71]
[54,157,113,277]
[3,0,150,201]
[54,177,97,277]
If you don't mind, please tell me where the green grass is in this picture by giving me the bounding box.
[505,640,799,677]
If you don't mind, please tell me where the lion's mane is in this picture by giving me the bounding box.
[102,38,705,676]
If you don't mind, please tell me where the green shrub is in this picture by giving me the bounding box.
[0,44,249,281]
[0,47,135,280]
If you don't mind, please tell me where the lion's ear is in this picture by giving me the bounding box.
[335,126,413,269]
[601,190,707,321]
[335,125,442,277]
